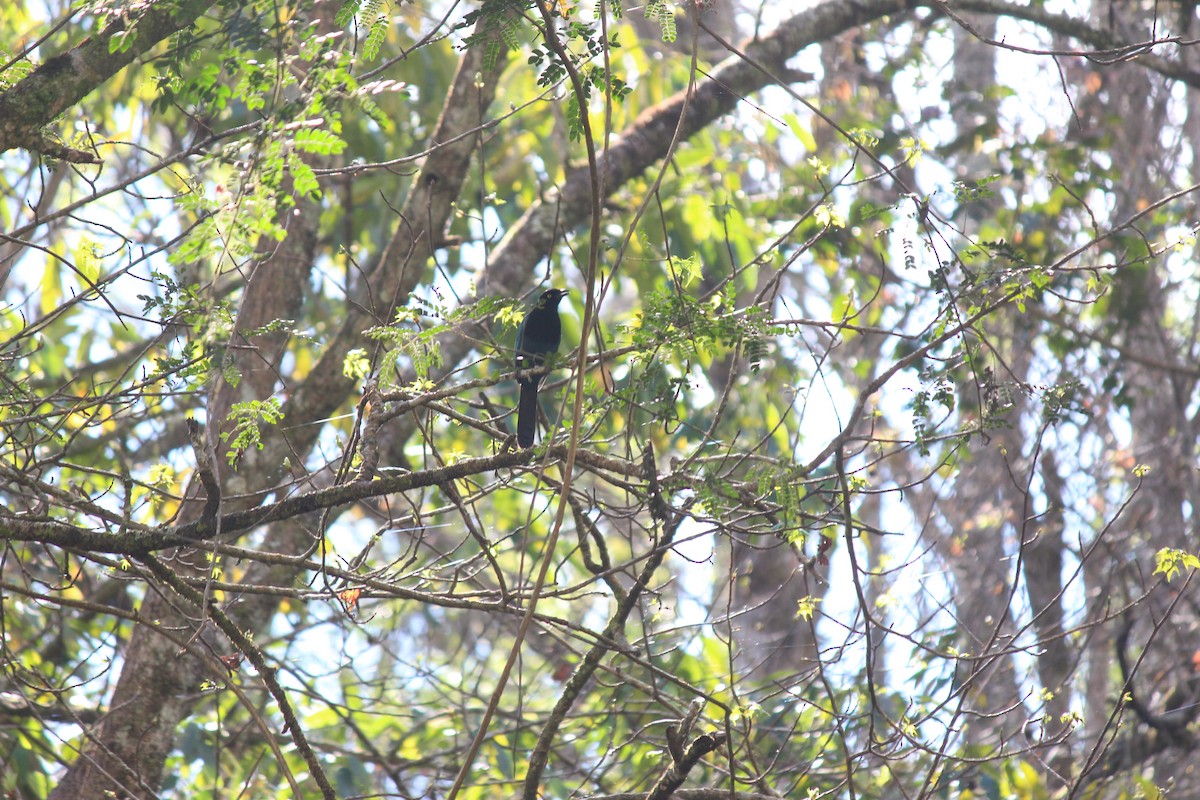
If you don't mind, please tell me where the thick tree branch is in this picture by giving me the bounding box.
[279,23,506,466]
[648,700,729,800]
[0,445,640,553]
[395,0,922,442]
[0,0,214,158]
[475,0,1200,300]
[948,0,1200,88]
[475,0,916,296]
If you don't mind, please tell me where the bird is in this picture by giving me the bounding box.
[515,288,568,448]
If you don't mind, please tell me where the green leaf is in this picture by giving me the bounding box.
[647,0,676,43]
[294,127,347,156]
[784,112,817,152]
[290,158,320,199]
[334,0,363,27]
[220,399,285,467]
[1154,548,1200,582]
[344,348,371,380]
[364,14,388,61]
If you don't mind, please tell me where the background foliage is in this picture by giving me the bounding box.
[3,0,1200,798]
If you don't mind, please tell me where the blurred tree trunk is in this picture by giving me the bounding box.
[49,178,321,800]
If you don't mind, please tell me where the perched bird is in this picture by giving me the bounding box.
[515,288,568,448]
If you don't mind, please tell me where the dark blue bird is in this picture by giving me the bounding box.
[515,288,568,448]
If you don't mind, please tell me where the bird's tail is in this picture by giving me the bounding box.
[517,380,539,448]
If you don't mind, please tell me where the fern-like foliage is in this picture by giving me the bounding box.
[364,13,389,60]
[334,0,363,27]
[361,0,388,59]
[333,0,393,61]
[646,0,676,43]
[593,0,623,19]
[461,0,527,71]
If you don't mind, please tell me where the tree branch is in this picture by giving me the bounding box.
[0,0,213,158]
[139,555,335,800]
[522,445,689,800]
[649,700,729,800]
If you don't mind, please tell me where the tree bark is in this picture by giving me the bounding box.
[0,0,213,158]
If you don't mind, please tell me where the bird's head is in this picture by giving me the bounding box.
[537,288,568,309]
